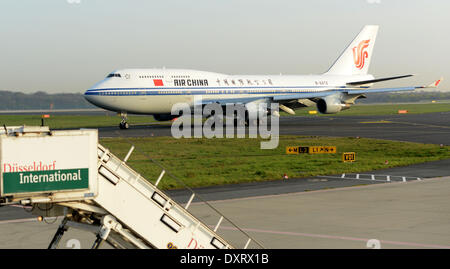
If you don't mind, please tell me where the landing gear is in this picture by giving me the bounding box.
[119,122,129,129]
[119,112,129,129]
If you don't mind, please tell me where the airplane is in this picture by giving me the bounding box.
[84,25,442,129]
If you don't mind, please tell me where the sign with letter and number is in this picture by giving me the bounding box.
[286,146,299,154]
[308,146,337,154]
[342,152,356,162]
[286,146,336,155]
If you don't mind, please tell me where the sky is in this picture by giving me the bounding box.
[0,0,448,93]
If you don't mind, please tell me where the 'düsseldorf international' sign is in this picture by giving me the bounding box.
[2,168,89,194]
[1,132,96,196]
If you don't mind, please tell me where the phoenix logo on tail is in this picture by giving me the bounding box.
[352,39,370,69]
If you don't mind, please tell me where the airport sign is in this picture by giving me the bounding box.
[0,128,98,199]
[343,152,356,162]
[286,146,299,154]
[286,146,335,154]
[308,146,337,154]
[2,168,89,194]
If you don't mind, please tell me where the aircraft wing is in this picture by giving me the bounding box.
[272,91,335,101]
[342,78,442,95]
[342,86,418,95]
[199,96,269,105]
[346,74,413,86]
[199,91,334,106]
[200,78,442,105]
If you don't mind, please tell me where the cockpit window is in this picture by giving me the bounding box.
[106,73,122,78]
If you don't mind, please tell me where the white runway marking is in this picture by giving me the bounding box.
[0,218,36,225]
[216,225,450,249]
[191,176,440,206]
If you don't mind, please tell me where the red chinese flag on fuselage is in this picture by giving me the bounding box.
[153,79,164,86]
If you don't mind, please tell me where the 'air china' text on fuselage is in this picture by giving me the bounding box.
[174,79,209,87]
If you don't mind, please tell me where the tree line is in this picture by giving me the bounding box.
[0,91,95,110]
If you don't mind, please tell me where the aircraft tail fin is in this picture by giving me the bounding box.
[325,25,379,76]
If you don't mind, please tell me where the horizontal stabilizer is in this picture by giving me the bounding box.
[347,74,413,86]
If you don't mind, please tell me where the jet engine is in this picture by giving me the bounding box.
[316,94,350,114]
[153,114,179,121]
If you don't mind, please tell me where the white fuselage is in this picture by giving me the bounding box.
[84,68,373,114]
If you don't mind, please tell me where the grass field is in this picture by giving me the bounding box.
[100,136,450,190]
[0,102,449,129]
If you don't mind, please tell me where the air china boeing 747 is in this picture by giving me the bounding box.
[84,25,441,129]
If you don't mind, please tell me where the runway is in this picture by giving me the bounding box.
[2,108,449,144]
[98,111,450,145]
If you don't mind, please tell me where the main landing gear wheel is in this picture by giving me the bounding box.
[119,122,129,129]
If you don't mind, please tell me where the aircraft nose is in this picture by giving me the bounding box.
[84,88,96,104]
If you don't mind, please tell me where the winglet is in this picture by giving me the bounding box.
[426,77,443,88]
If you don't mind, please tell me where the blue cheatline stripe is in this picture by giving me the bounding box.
[84,86,368,96]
